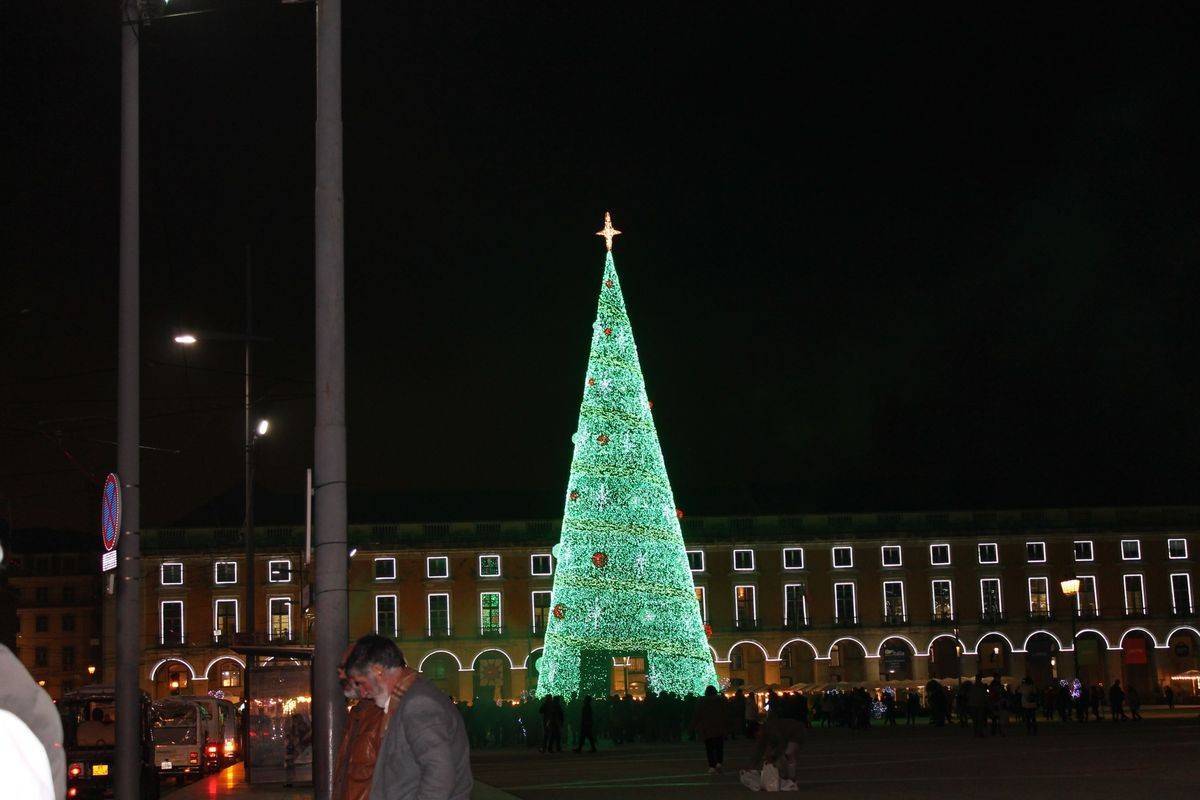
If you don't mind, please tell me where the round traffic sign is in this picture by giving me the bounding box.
[102,473,121,552]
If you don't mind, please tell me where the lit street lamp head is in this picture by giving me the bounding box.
[1060,577,1080,597]
[256,419,270,437]
[173,333,197,345]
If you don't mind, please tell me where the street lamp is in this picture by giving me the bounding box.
[1061,577,1081,682]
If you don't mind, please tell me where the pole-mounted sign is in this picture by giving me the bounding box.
[101,472,121,572]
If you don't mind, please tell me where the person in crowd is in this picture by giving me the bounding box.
[1164,684,1175,710]
[1089,683,1103,722]
[573,695,598,753]
[986,676,1004,736]
[692,686,727,774]
[340,635,471,800]
[0,640,64,800]
[967,676,987,737]
[905,688,920,725]
[882,689,897,726]
[1127,685,1142,721]
[333,645,389,800]
[743,691,760,739]
[1018,677,1038,735]
[1108,680,1127,722]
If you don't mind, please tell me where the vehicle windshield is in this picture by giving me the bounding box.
[152,704,198,744]
[60,699,117,749]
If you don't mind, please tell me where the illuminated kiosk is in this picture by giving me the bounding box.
[535,214,718,699]
[232,636,313,785]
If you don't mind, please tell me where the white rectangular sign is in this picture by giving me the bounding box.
[101,550,117,572]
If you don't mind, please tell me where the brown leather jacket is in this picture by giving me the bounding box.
[333,700,386,800]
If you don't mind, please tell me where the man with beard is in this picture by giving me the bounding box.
[333,644,388,800]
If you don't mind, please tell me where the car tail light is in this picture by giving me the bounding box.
[67,789,78,798]
[206,744,217,756]
[223,740,235,754]
[68,763,83,778]
[189,752,199,764]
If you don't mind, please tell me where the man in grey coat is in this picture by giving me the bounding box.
[344,635,472,800]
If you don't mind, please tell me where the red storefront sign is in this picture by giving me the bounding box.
[1124,637,1147,665]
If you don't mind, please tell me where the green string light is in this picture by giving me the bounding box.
[536,221,718,698]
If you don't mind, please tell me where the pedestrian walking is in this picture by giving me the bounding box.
[905,689,919,725]
[573,695,598,752]
[1164,684,1175,710]
[1018,677,1038,735]
[968,678,987,738]
[744,692,760,739]
[1090,684,1103,721]
[1108,680,1127,722]
[692,686,727,774]
[1127,685,1142,721]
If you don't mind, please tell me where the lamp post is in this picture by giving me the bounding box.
[1060,577,1081,681]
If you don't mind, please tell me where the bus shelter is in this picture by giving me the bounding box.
[233,642,314,785]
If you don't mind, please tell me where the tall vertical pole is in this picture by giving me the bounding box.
[312,0,347,797]
[115,2,142,798]
[244,247,256,641]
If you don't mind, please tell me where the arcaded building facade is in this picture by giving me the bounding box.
[130,506,1200,702]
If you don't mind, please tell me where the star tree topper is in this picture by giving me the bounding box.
[596,211,621,251]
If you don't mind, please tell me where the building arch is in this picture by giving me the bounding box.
[1118,627,1160,649]
[924,632,964,657]
[1076,628,1114,650]
[524,647,544,670]
[826,636,869,660]
[1165,625,1200,645]
[418,649,465,672]
[776,638,819,661]
[726,639,771,662]
[203,655,246,675]
[471,647,516,671]
[149,657,196,681]
[1022,630,1066,652]
[707,645,720,662]
[972,631,1016,655]
[873,635,920,659]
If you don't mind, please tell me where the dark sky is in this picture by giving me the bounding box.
[5,2,1200,533]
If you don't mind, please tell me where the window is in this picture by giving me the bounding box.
[62,587,75,602]
[35,615,48,633]
[1123,574,1146,616]
[62,646,75,669]
[980,578,1003,620]
[1026,542,1046,563]
[1121,540,1141,561]
[932,579,954,621]
[832,546,853,569]
[427,594,450,636]
[161,562,183,585]
[1028,577,1050,616]
[426,556,449,579]
[214,599,238,639]
[695,586,708,621]
[374,557,397,581]
[1168,538,1188,560]
[782,548,804,570]
[530,553,553,576]
[883,581,906,622]
[1076,576,1099,617]
[733,549,755,571]
[161,600,184,644]
[929,544,951,566]
[269,597,293,640]
[977,543,998,565]
[480,592,502,634]
[1171,574,1193,615]
[214,561,237,584]
[834,582,857,623]
[219,668,242,689]
[881,546,902,567]
[783,583,807,627]
[35,647,48,667]
[734,585,757,627]
[35,587,48,603]
[374,595,397,638]
[532,590,552,633]
[478,554,501,577]
[268,560,292,583]
[686,550,705,572]
[61,614,75,632]
[1073,540,1093,562]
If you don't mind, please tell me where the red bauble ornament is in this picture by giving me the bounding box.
[587,377,596,387]
[704,622,713,637]
[553,603,565,620]
[569,491,580,501]
[605,279,614,288]
[592,552,608,568]
[596,434,609,445]
[603,327,613,336]
[676,508,685,519]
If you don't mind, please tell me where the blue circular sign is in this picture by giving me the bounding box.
[102,473,121,552]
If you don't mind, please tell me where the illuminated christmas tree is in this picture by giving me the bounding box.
[535,213,718,698]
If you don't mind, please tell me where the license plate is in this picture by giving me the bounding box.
[91,764,109,776]
[160,761,172,771]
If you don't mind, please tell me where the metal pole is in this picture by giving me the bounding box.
[244,247,255,641]
[312,1,347,797]
[1070,606,1079,681]
[115,2,141,797]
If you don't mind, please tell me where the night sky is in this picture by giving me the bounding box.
[5,2,1200,534]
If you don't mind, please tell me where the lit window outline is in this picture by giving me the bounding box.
[782,547,804,570]
[733,584,757,624]
[530,553,553,576]
[1027,576,1050,614]
[1075,575,1099,613]
[832,546,854,569]
[1120,539,1142,561]
[1170,573,1193,615]
[882,579,906,619]
[783,583,808,626]
[977,543,999,565]
[426,555,449,579]
[732,549,756,572]
[979,577,1003,615]
[929,543,951,566]
[931,578,954,619]
[833,581,857,622]
[880,545,902,568]
[214,561,238,585]
[694,585,708,621]
[479,591,502,634]
[478,554,502,578]
[531,590,553,633]
[1025,541,1046,564]
[212,598,239,638]
[1168,538,1188,560]
[267,559,292,583]
[686,550,705,572]
[1073,540,1094,562]
[1122,573,1147,616]
[427,592,451,636]
[160,600,184,645]
[373,557,397,581]
[268,596,294,641]
[161,562,184,586]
